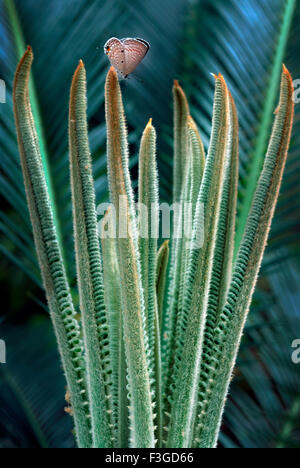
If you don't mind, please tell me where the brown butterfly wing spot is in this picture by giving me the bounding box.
[104,37,119,54]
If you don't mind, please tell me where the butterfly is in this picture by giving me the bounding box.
[104,37,150,78]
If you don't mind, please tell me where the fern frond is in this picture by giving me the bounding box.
[156,240,170,332]
[176,115,206,349]
[13,47,91,448]
[68,61,112,448]
[194,66,294,448]
[162,81,191,426]
[187,116,206,218]
[192,91,239,446]
[138,119,162,446]
[105,67,155,448]
[168,74,231,447]
[101,207,129,448]
[235,0,296,252]
[173,80,190,203]
[4,0,64,250]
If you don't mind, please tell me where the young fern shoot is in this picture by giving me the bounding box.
[105,67,155,448]
[193,66,294,448]
[13,47,294,449]
[69,61,113,448]
[138,119,162,446]
[13,47,91,448]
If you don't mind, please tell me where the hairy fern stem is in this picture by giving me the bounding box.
[13,47,294,448]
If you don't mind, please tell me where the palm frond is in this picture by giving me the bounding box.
[0,318,75,448]
[221,257,300,448]
[1,0,300,448]
[178,0,299,254]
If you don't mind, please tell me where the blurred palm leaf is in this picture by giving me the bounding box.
[221,257,300,448]
[0,317,75,448]
[0,0,299,448]
[177,0,299,255]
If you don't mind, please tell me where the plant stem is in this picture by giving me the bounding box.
[105,67,155,448]
[69,61,112,448]
[13,47,91,448]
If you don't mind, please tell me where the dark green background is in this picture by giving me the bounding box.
[0,0,299,448]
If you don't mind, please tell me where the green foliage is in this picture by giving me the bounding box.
[138,119,162,446]
[156,240,170,334]
[193,66,294,448]
[1,0,300,450]
[11,38,294,447]
[221,258,300,448]
[0,318,75,448]
[69,61,112,447]
[105,67,155,448]
[101,209,128,447]
[13,47,91,448]
[234,0,296,253]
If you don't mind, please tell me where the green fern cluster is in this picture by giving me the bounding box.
[13,46,294,448]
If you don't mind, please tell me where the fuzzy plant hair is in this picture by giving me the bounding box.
[13,46,294,448]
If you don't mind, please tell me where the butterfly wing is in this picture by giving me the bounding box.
[121,38,150,76]
[104,38,127,75]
